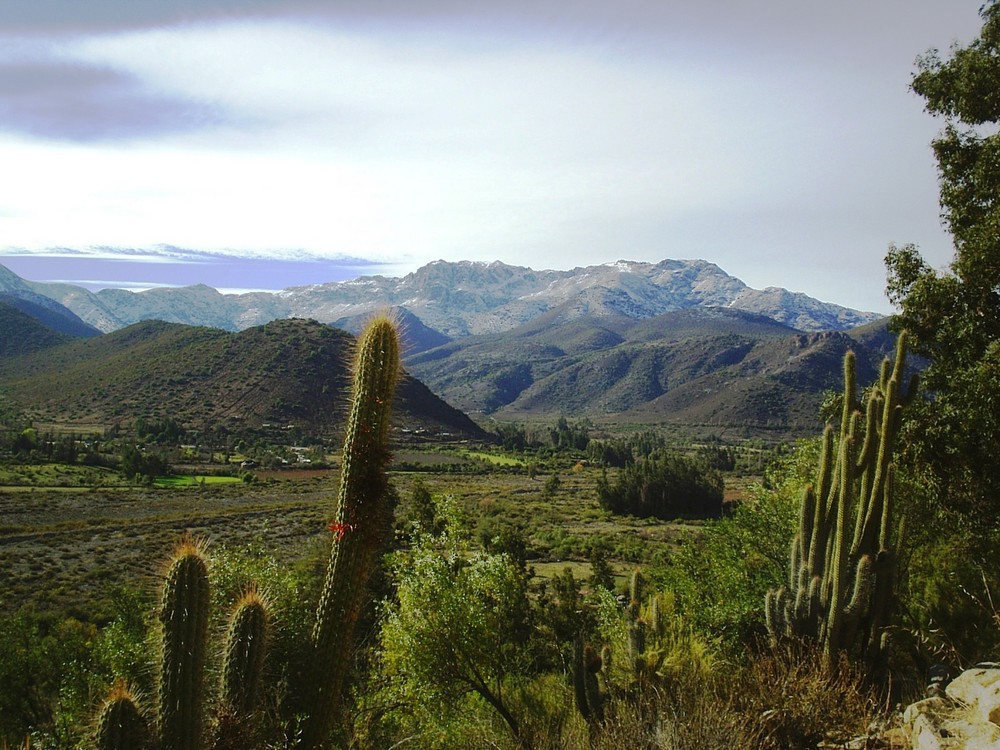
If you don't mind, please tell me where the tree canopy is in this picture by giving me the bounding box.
[886,2,1000,523]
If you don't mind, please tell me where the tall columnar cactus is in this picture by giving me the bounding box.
[95,681,148,750]
[302,314,401,749]
[573,638,607,728]
[766,333,915,676]
[220,587,270,717]
[158,537,211,750]
[212,587,271,750]
[627,569,645,672]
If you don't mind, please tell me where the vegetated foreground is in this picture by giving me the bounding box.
[0,422,903,750]
[9,5,1000,745]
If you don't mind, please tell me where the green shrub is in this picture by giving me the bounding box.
[650,450,803,654]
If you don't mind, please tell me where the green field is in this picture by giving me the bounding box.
[153,474,244,488]
[461,449,528,466]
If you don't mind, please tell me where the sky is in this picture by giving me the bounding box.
[0,1,987,312]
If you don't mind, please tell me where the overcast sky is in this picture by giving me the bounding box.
[0,1,986,312]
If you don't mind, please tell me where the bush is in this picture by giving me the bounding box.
[0,608,101,748]
[729,642,882,750]
[649,444,806,654]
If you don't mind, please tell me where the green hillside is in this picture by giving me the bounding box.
[0,301,74,356]
[407,309,900,434]
[0,317,483,438]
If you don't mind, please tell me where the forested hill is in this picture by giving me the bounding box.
[0,300,74,356]
[0,317,484,439]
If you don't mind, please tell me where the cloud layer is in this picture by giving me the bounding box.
[0,1,987,312]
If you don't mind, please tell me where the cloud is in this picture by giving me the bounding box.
[0,1,987,314]
[0,59,224,141]
[0,32,227,142]
[0,246,403,292]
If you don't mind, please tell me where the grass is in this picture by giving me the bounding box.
[0,480,332,617]
[460,450,527,467]
[153,474,244,488]
[0,462,128,488]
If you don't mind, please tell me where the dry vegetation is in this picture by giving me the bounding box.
[0,458,686,620]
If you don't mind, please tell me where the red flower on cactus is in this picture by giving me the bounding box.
[328,521,355,539]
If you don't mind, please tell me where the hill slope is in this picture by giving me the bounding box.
[0,318,483,439]
[0,265,102,338]
[0,300,75,356]
[406,309,899,434]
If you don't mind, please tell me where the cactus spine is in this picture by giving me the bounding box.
[158,538,211,750]
[95,682,148,750]
[302,314,401,749]
[766,333,913,676]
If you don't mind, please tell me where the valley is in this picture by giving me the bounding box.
[0,451,701,618]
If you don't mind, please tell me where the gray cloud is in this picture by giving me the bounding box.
[2,1,977,44]
[0,60,222,141]
[4,1,277,32]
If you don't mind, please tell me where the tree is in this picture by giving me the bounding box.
[12,427,37,454]
[597,451,723,520]
[886,2,1000,524]
[378,520,536,749]
[882,3,1000,669]
[119,444,171,484]
[394,478,441,539]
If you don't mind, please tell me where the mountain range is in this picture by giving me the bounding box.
[5,259,881,342]
[0,259,897,436]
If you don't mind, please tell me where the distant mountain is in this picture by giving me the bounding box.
[14,259,882,340]
[0,294,100,340]
[2,258,898,436]
[0,318,484,439]
[405,308,901,434]
[0,266,101,338]
[332,307,452,355]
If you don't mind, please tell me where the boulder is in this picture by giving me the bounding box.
[901,667,1000,750]
[947,665,1000,725]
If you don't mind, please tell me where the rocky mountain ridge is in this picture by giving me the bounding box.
[11,259,883,341]
[402,305,900,432]
[0,265,101,338]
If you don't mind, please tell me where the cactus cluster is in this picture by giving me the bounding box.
[573,570,671,734]
[765,333,914,675]
[94,540,272,750]
[626,571,669,681]
[91,315,402,750]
